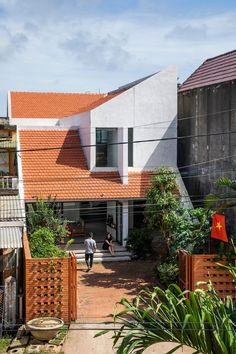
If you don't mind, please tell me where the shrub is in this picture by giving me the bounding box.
[155,258,179,287]
[126,228,153,259]
[27,197,69,243]
[29,227,67,258]
[96,285,236,354]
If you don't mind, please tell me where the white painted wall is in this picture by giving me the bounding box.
[10,118,60,126]
[59,114,81,127]
[91,65,177,171]
[16,128,26,224]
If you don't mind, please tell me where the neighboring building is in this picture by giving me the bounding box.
[0,120,24,325]
[178,50,236,203]
[9,66,181,246]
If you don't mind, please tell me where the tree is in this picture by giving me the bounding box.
[96,285,236,354]
[145,167,181,252]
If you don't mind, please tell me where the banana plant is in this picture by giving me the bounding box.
[96,285,236,354]
[205,165,236,213]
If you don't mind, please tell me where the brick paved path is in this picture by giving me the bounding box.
[77,260,157,323]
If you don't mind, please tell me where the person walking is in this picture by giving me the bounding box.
[84,232,97,272]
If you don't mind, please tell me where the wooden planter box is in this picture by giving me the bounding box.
[23,234,77,324]
[179,250,236,299]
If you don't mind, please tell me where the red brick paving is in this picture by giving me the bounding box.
[77,260,157,323]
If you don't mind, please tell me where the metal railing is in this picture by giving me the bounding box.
[0,176,18,190]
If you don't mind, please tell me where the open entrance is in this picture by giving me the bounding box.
[80,201,107,242]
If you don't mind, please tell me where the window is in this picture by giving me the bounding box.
[96,128,118,167]
[128,128,133,167]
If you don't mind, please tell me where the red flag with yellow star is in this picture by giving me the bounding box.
[211,213,228,242]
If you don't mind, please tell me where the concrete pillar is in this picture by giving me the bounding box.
[90,127,96,170]
[122,200,129,247]
[118,128,128,184]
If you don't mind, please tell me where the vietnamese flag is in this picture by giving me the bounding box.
[211,213,228,243]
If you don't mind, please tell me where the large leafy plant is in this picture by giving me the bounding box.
[126,228,153,259]
[97,285,236,354]
[145,167,212,256]
[173,208,213,254]
[145,167,181,252]
[29,227,68,258]
[27,197,69,243]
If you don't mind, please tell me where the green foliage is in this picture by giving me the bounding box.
[205,165,236,212]
[173,208,213,254]
[126,228,153,259]
[0,336,11,352]
[145,167,181,251]
[27,197,69,243]
[29,227,67,258]
[96,285,236,354]
[155,258,179,287]
[145,167,212,256]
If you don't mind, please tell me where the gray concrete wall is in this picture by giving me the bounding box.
[178,81,236,205]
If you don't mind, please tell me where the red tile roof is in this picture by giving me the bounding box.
[179,49,236,92]
[19,130,152,201]
[11,92,116,118]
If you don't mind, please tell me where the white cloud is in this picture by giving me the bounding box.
[0,25,27,61]
[0,1,236,116]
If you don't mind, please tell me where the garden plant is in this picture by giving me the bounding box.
[97,284,236,354]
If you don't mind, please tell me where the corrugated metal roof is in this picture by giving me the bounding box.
[0,226,22,248]
[0,195,25,221]
[179,49,236,92]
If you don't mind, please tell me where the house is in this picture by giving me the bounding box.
[178,49,236,204]
[0,119,24,325]
[9,65,181,246]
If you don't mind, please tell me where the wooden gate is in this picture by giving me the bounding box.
[69,252,77,321]
[178,250,191,291]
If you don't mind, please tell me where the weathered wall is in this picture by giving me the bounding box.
[178,81,236,204]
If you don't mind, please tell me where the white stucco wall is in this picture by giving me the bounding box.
[9,118,60,126]
[90,65,177,171]
[59,114,81,127]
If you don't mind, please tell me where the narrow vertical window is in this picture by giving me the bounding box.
[128,128,133,167]
[96,128,117,167]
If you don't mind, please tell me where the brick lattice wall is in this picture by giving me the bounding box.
[179,251,236,299]
[24,234,77,323]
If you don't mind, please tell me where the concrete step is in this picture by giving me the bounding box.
[77,251,131,258]
[77,255,131,263]
[68,242,126,253]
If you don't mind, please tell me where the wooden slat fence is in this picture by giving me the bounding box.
[179,250,236,299]
[23,234,77,324]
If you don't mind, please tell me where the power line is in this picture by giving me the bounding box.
[13,107,236,137]
[1,128,236,156]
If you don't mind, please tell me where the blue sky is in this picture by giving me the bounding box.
[0,0,236,115]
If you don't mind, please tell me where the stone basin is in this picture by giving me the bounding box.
[26,317,64,341]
